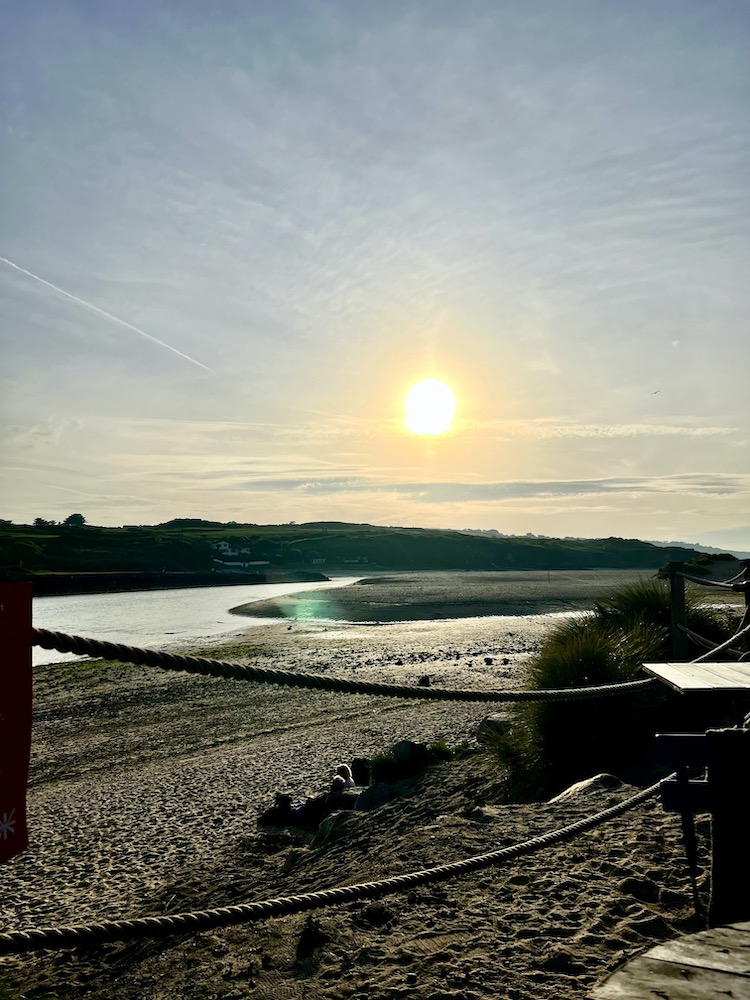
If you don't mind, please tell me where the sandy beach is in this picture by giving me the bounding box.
[2,573,710,998]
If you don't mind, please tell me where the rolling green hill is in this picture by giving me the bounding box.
[0,517,708,594]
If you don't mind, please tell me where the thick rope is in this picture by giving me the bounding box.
[726,565,750,584]
[0,778,664,955]
[676,571,749,591]
[678,624,745,659]
[693,622,750,663]
[33,629,657,703]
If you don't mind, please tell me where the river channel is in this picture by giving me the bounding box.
[32,577,361,666]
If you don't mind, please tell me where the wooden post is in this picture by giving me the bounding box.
[740,562,750,635]
[706,727,750,927]
[0,583,33,863]
[668,562,688,661]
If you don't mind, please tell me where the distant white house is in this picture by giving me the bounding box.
[214,540,242,557]
[213,541,258,559]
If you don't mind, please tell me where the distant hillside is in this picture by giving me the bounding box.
[647,538,750,560]
[0,518,711,587]
[463,526,750,561]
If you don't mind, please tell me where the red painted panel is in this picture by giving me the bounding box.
[0,584,32,863]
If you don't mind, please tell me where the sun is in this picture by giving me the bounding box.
[404,379,457,435]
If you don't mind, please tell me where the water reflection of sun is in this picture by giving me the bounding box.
[404,379,457,435]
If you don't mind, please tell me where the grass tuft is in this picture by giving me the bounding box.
[486,577,744,801]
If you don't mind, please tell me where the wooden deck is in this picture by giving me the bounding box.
[589,920,750,998]
[644,660,750,694]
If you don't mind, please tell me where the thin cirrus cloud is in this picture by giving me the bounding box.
[221,473,749,502]
[127,416,737,443]
[475,420,737,440]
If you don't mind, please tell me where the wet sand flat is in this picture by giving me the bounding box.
[230,569,652,622]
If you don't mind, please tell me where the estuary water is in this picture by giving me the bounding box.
[32,577,361,666]
[31,568,664,667]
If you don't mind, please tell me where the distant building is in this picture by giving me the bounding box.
[213,540,256,557]
[214,541,238,557]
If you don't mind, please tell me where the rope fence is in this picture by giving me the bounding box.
[33,628,657,704]
[678,625,750,662]
[0,777,665,955]
[676,572,749,591]
[690,622,750,663]
[9,568,746,956]
[668,560,750,661]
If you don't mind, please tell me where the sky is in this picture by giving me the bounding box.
[1,1,749,550]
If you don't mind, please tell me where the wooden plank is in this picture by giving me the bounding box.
[644,661,750,693]
[590,923,750,999]
[677,663,750,689]
[644,662,697,692]
[690,662,750,687]
[648,924,750,975]
[644,663,716,692]
[650,662,750,684]
[590,953,750,998]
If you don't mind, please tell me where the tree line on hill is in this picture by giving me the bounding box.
[0,517,710,582]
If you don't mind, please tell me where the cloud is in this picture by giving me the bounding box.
[109,415,738,447]
[177,471,750,503]
[2,418,84,450]
[477,420,737,440]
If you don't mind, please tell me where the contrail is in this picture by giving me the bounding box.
[0,256,212,372]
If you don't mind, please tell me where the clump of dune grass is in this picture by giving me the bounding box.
[486,577,741,801]
[592,577,736,651]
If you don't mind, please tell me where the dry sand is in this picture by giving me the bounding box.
[1,575,710,998]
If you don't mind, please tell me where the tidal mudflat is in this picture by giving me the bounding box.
[230,568,653,623]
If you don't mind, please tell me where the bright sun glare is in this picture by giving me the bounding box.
[404,379,457,435]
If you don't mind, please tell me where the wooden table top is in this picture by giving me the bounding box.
[643,661,750,694]
[589,920,750,998]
